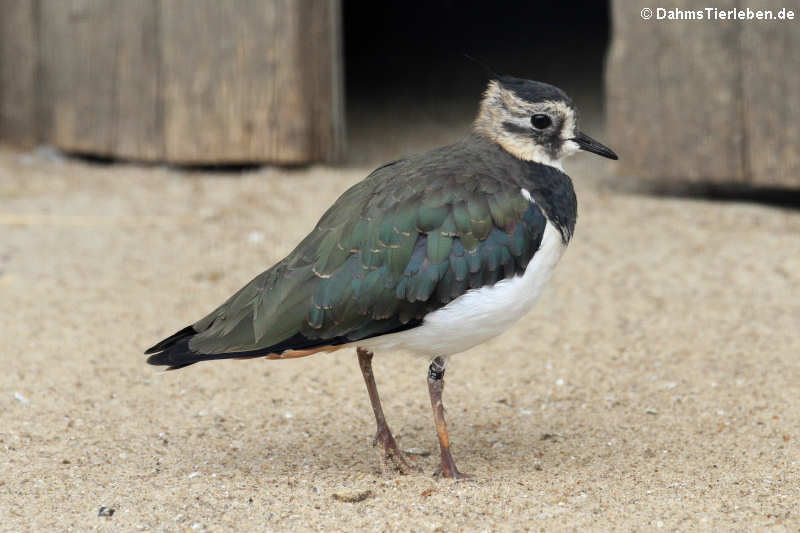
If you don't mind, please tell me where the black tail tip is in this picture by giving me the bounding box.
[145,325,200,369]
[146,352,170,365]
[144,325,197,355]
[146,347,197,370]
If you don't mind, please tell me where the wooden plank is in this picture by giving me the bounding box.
[160,0,343,164]
[297,0,345,163]
[110,0,163,161]
[40,0,118,154]
[740,0,800,187]
[606,0,746,182]
[0,0,39,147]
[39,0,162,159]
[159,0,296,163]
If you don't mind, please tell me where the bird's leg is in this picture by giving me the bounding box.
[356,347,415,474]
[427,356,470,479]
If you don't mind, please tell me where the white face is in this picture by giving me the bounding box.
[474,81,581,168]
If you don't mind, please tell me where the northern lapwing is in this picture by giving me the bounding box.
[146,76,618,478]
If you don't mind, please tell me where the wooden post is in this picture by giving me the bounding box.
[740,0,800,186]
[160,0,344,164]
[606,0,800,187]
[0,0,39,147]
[38,0,162,159]
[0,0,344,165]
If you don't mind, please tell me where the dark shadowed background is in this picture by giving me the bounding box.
[344,1,610,164]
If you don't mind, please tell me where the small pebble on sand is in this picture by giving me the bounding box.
[404,448,430,457]
[14,392,29,405]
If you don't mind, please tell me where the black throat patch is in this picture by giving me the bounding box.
[521,162,577,243]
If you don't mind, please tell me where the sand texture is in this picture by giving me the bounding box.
[1,147,799,532]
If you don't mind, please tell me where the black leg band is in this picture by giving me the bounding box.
[428,356,445,380]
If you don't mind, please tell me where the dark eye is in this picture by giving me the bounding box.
[531,114,552,129]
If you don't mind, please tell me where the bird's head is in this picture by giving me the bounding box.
[473,76,617,168]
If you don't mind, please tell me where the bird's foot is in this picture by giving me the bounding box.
[433,449,472,480]
[434,464,473,480]
[373,428,419,474]
[443,470,473,480]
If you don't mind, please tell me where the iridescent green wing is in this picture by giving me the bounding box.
[187,164,546,356]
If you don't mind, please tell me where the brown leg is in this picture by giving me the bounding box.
[356,347,415,474]
[427,356,470,479]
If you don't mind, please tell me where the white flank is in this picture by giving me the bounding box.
[360,220,566,358]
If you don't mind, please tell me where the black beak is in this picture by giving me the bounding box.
[572,131,618,160]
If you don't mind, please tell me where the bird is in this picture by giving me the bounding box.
[145,75,617,478]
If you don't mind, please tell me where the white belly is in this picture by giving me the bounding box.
[360,220,567,358]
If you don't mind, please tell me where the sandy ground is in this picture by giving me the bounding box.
[1,144,799,532]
